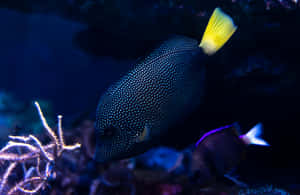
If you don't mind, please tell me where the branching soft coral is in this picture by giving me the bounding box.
[0,101,81,194]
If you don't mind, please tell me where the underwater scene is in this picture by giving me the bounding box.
[0,0,300,194]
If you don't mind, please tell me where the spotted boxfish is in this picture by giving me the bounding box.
[95,8,237,162]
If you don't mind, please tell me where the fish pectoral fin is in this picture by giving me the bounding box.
[135,126,151,143]
[199,7,237,55]
[223,174,249,188]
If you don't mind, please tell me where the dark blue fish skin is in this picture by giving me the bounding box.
[95,35,208,162]
[190,125,246,186]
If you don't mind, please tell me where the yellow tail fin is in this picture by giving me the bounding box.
[199,8,237,55]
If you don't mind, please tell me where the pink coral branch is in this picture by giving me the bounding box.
[28,135,54,162]
[8,135,30,142]
[0,141,37,153]
[0,101,81,194]
[34,101,59,147]
[57,115,65,155]
[17,181,45,194]
[8,176,45,195]
[36,157,41,177]
[24,167,36,179]
[63,144,82,151]
[0,162,17,193]
[0,152,38,162]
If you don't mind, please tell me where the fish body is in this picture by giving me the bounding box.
[95,37,207,161]
[95,8,237,162]
[190,123,269,186]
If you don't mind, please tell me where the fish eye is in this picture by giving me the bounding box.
[103,126,116,137]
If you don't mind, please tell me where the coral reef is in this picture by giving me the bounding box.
[0,102,80,194]
[0,100,295,194]
[0,91,56,145]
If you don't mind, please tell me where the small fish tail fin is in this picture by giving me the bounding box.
[243,123,270,146]
[199,7,237,55]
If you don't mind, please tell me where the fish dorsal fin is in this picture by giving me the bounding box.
[138,36,199,67]
[104,36,198,97]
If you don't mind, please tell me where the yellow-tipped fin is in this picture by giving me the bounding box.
[199,8,237,55]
